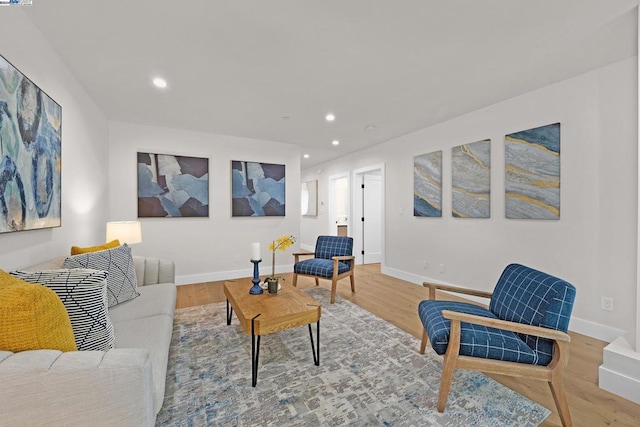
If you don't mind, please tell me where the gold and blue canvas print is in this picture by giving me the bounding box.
[232,161,285,217]
[505,123,560,220]
[0,55,61,233]
[138,152,209,217]
[414,151,442,217]
[452,139,491,218]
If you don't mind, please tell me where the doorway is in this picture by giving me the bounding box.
[353,164,384,265]
[329,173,350,237]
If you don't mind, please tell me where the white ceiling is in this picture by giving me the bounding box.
[24,0,638,167]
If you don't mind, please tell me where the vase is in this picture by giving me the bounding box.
[266,277,279,294]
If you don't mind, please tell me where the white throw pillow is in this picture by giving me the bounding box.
[64,243,139,307]
[10,268,115,351]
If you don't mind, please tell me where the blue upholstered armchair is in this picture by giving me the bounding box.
[292,235,355,304]
[418,264,576,427]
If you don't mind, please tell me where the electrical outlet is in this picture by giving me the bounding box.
[233,255,240,263]
[422,260,429,269]
[601,297,614,311]
[439,264,446,273]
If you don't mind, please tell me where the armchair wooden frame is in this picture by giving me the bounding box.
[292,252,355,304]
[420,281,573,427]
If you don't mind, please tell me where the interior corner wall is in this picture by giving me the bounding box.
[107,121,301,284]
[0,9,110,270]
[302,56,638,339]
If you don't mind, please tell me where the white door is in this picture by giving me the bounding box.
[329,173,350,237]
[363,173,382,263]
[353,165,384,265]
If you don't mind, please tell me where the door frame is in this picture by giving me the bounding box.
[352,163,385,265]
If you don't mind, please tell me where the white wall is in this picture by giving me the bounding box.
[0,9,109,270]
[303,57,638,339]
[108,122,301,284]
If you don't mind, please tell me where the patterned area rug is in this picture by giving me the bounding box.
[156,288,550,426]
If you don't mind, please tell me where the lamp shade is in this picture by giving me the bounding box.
[106,221,142,245]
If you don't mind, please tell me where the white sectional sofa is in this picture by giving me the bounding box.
[0,256,176,427]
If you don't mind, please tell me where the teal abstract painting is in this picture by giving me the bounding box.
[505,123,560,220]
[414,151,442,217]
[452,139,491,218]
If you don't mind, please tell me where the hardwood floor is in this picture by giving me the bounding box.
[176,264,640,426]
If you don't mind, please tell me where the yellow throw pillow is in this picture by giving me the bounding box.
[70,239,120,255]
[0,270,77,352]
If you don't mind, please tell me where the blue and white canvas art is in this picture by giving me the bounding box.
[0,54,61,233]
[505,123,560,220]
[232,161,285,217]
[138,152,209,217]
[452,139,491,218]
[414,151,442,217]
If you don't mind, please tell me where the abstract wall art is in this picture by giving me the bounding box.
[232,161,285,217]
[452,139,491,218]
[414,150,442,217]
[505,123,560,220]
[0,54,61,233]
[137,152,209,217]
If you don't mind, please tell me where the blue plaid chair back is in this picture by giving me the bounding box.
[315,236,353,267]
[489,263,576,365]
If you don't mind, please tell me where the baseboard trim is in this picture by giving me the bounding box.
[380,265,624,343]
[599,335,640,404]
[176,263,294,286]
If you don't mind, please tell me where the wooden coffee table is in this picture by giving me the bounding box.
[224,279,321,386]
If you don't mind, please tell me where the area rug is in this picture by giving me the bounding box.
[156,288,550,426]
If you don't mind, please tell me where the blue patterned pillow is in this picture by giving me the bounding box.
[63,243,139,307]
[10,268,115,351]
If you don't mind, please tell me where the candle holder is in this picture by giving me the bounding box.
[249,259,263,295]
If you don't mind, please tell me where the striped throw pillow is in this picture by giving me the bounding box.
[63,243,139,307]
[10,269,115,351]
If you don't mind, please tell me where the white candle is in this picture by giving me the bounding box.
[251,242,261,261]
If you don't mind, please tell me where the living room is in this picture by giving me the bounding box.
[1,1,640,426]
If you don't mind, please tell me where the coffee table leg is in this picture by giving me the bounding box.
[308,320,320,366]
[226,300,233,325]
[252,314,261,387]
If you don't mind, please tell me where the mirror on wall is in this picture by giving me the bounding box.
[301,180,318,217]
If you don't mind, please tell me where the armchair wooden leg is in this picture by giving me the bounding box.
[349,272,355,293]
[314,277,320,287]
[549,377,572,427]
[437,319,461,412]
[330,278,338,304]
[292,273,298,287]
[420,329,428,354]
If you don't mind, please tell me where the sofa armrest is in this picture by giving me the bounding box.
[0,349,155,427]
[134,256,176,286]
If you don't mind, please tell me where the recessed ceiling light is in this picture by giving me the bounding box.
[332,140,340,146]
[365,125,376,132]
[152,77,167,88]
[303,154,309,158]
[325,113,335,122]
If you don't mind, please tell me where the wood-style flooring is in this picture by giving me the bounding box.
[176,263,640,426]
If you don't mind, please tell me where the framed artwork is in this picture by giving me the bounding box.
[137,152,209,217]
[505,123,560,220]
[452,139,491,218]
[232,160,285,216]
[301,180,318,217]
[0,54,61,233]
[414,150,442,217]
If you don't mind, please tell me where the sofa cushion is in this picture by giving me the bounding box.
[10,269,115,351]
[108,283,176,324]
[70,239,121,255]
[64,244,139,307]
[113,314,173,413]
[0,270,77,353]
